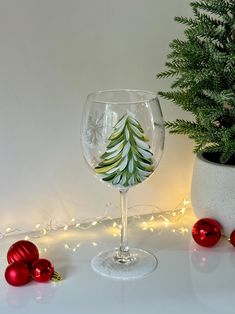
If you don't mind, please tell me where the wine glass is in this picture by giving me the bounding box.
[81,89,164,280]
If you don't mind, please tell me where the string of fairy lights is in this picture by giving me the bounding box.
[0,199,192,248]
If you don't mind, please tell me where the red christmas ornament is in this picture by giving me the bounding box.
[5,261,30,286]
[230,230,235,247]
[32,259,61,283]
[7,240,39,266]
[192,218,221,247]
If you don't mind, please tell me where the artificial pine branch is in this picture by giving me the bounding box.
[157,0,235,164]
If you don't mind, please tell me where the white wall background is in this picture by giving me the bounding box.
[0,0,194,230]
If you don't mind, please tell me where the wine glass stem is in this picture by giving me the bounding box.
[119,189,130,254]
[118,190,130,263]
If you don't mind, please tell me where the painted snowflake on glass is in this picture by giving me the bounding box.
[86,112,104,146]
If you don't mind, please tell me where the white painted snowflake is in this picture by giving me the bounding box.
[86,112,104,146]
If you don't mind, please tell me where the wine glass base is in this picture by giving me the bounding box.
[91,248,158,280]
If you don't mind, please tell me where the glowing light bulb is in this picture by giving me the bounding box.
[181,207,186,214]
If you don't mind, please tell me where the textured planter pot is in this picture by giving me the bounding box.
[191,153,235,236]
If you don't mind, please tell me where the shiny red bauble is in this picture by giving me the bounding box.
[5,261,30,286]
[7,240,39,266]
[31,259,54,283]
[192,218,221,247]
[230,230,235,247]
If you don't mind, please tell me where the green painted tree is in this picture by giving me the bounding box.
[157,0,235,164]
[95,114,154,188]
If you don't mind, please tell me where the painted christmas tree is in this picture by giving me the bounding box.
[95,114,154,188]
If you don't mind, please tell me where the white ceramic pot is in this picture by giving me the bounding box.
[191,153,235,236]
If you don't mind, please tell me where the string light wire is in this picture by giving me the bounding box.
[0,198,192,240]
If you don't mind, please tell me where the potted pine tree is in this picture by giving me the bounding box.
[157,0,235,235]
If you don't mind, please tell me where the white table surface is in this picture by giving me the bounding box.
[0,209,234,314]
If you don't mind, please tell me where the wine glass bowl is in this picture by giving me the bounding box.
[81,89,165,280]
